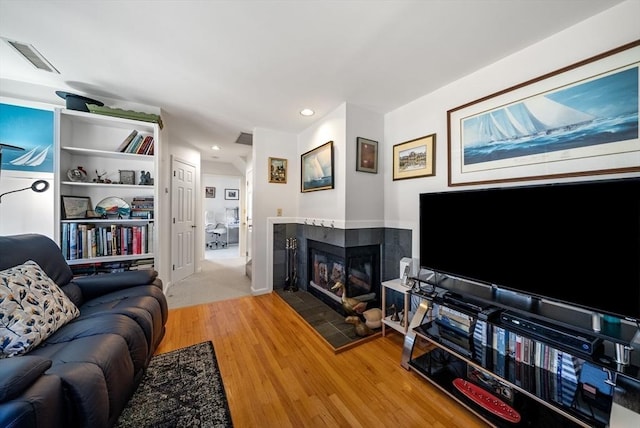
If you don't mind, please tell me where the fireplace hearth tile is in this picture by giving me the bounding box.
[275,289,380,353]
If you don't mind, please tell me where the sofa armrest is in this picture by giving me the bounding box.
[71,270,160,300]
[0,356,52,402]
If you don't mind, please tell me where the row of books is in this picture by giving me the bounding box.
[70,258,154,276]
[61,222,154,260]
[116,130,155,155]
[469,319,582,408]
[131,196,154,219]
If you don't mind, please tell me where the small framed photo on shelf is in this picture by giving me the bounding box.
[61,195,92,219]
[356,137,378,173]
[119,170,135,185]
[268,157,287,183]
[205,186,216,198]
[225,188,239,200]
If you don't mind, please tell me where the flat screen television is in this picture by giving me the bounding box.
[419,177,640,321]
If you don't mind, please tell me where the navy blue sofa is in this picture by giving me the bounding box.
[0,234,168,428]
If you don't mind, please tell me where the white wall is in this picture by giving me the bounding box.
[251,127,298,294]
[383,0,640,259]
[345,103,385,227]
[297,103,347,223]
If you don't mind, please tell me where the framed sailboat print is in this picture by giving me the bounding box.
[301,141,334,192]
[447,40,640,186]
[0,102,54,174]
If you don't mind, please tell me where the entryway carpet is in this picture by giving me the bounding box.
[275,288,381,353]
[115,341,233,428]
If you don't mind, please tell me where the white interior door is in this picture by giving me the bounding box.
[171,158,196,284]
[245,168,253,262]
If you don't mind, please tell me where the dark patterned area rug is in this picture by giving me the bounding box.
[116,341,233,428]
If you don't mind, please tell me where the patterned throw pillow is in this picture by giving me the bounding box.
[0,260,80,358]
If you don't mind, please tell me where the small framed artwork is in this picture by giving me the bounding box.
[356,137,378,173]
[393,134,436,181]
[61,195,92,219]
[205,186,216,198]
[268,157,288,183]
[301,141,334,192]
[225,188,239,200]
[119,170,135,185]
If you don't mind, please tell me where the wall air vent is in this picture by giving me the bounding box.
[235,132,253,146]
[4,38,60,73]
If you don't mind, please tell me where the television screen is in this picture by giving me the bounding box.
[419,177,640,321]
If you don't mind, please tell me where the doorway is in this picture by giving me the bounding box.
[202,173,241,259]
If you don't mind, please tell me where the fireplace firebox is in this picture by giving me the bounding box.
[307,240,380,315]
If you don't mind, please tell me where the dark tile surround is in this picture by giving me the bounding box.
[273,223,412,293]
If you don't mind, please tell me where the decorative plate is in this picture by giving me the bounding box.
[67,167,88,182]
[95,196,130,218]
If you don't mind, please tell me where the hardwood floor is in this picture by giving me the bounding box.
[156,292,488,428]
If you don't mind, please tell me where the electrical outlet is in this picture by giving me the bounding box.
[277,208,282,216]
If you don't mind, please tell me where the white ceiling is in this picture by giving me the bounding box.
[0,0,625,165]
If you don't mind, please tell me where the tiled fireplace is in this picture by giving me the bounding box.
[307,239,380,314]
[273,222,412,315]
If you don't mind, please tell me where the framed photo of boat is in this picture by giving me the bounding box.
[61,195,92,219]
[301,141,334,193]
[393,134,436,181]
[447,40,640,186]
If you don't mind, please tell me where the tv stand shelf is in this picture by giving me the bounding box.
[401,279,640,428]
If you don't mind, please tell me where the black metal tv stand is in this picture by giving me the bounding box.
[401,271,640,428]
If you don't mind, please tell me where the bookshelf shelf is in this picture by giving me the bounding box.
[66,253,154,266]
[61,146,152,160]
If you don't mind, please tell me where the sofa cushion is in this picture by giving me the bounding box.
[0,261,80,358]
[0,373,65,428]
[0,234,74,286]
[33,334,135,428]
[0,355,52,401]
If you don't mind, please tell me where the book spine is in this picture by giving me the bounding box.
[69,223,78,260]
[144,138,154,155]
[137,136,153,154]
[126,134,144,153]
[147,222,154,253]
[110,224,117,255]
[117,130,138,152]
[61,223,69,259]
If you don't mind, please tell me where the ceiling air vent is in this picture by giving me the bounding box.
[235,132,253,146]
[4,39,60,73]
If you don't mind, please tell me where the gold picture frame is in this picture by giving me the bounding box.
[268,157,288,183]
[392,134,436,181]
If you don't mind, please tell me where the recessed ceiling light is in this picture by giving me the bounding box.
[211,145,220,150]
[300,108,314,117]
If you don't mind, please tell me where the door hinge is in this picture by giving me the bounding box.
[173,218,175,224]
[172,264,175,270]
